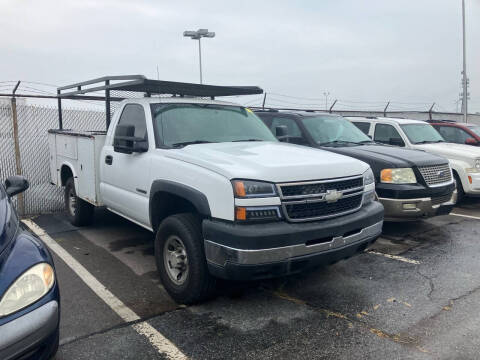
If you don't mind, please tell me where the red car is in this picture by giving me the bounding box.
[429,121,480,146]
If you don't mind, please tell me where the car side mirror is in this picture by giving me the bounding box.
[465,137,478,145]
[114,125,148,154]
[5,175,29,197]
[389,138,405,147]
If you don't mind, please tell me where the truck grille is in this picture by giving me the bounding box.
[418,164,452,186]
[278,176,364,222]
[279,177,363,198]
[285,194,363,220]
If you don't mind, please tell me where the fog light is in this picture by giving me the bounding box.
[403,203,417,210]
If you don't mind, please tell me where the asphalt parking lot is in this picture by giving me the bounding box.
[24,199,480,360]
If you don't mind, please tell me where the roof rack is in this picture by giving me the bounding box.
[425,119,457,123]
[56,75,263,129]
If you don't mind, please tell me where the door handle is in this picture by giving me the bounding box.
[105,155,113,165]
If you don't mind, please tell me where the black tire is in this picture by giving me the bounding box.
[64,177,94,226]
[454,172,465,203]
[155,213,216,304]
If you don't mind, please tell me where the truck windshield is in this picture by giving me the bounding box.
[302,115,372,146]
[400,124,445,144]
[151,103,277,147]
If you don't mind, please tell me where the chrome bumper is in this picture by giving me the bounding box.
[0,301,59,360]
[205,220,383,266]
[379,191,456,221]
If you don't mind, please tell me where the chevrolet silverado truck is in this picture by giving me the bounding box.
[255,110,455,221]
[48,76,383,304]
[349,116,480,202]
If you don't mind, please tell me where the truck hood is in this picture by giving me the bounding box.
[321,144,448,172]
[414,142,480,162]
[164,141,369,182]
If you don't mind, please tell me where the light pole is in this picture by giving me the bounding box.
[183,29,215,84]
[461,0,468,122]
[323,91,330,111]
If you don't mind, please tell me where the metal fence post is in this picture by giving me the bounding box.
[10,96,25,216]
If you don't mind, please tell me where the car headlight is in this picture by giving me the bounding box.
[363,168,374,185]
[467,159,480,173]
[232,180,277,198]
[0,263,55,317]
[380,168,416,184]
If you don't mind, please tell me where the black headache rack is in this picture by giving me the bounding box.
[56,75,263,129]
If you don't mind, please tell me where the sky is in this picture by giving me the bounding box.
[1,0,479,113]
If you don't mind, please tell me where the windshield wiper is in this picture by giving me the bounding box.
[357,140,376,144]
[232,139,264,142]
[171,140,214,148]
[318,140,361,146]
[414,140,444,144]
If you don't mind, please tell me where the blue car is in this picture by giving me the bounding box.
[0,176,60,360]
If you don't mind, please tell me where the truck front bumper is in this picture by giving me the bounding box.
[203,201,383,280]
[379,190,456,221]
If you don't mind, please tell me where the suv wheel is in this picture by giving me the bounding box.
[155,213,216,304]
[64,177,94,226]
[454,173,465,203]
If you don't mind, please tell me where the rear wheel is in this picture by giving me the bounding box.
[155,213,216,304]
[454,173,465,203]
[64,177,94,226]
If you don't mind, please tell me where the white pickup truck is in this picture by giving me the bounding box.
[349,117,480,201]
[49,77,383,303]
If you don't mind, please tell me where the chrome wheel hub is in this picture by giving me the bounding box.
[163,235,188,285]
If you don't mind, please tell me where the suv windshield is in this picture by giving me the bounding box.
[301,115,372,145]
[151,103,277,147]
[400,124,444,144]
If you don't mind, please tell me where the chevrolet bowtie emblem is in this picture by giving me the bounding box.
[325,189,343,203]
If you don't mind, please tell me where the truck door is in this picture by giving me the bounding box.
[100,104,151,227]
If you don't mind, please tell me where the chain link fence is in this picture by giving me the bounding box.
[0,99,105,215]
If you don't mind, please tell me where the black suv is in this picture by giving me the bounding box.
[255,110,456,221]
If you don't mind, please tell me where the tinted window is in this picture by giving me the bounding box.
[467,125,480,137]
[115,104,148,140]
[151,104,276,147]
[437,126,471,144]
[374,124,405,146]
[352,122,371,135]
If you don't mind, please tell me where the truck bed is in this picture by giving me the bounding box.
[48,129,107,206]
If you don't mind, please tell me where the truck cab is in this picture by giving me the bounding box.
[349,117,480,201]
[49,76,384,304]
[255,110,455,221]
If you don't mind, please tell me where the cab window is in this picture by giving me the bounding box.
[436,126,470,144]
[352,122,371,135]
[374,123,405,146]
[269,117,308,145]
[114,104,148,152]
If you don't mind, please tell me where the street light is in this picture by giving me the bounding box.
[183,29,215,84]
[461,0,468,122]
[323,91,330,111]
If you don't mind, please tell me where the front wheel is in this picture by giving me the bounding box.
[155,213,216,304]
[64,177,94,226]
[454,173,465,203]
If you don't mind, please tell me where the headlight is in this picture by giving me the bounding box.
[235,206,282,222]
[380,168,416,184]
[467,160,480,173]
[232,180,277,198]
[363,168,375,185]
[476,159,480,170]
[0,263,55,317]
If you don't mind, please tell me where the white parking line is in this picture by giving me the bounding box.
[367,250,420,265]
[22,219,187,360]
[450,212,480,221]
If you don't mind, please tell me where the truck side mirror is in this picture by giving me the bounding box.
[465,137,478,145]
[275,125,288,138]
[114,125,148,154]
[389,137,405,147]
[5,175,29,197]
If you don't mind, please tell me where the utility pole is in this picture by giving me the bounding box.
[323,91,330,111]
[183,29,215,84]
[461,0,469,122]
